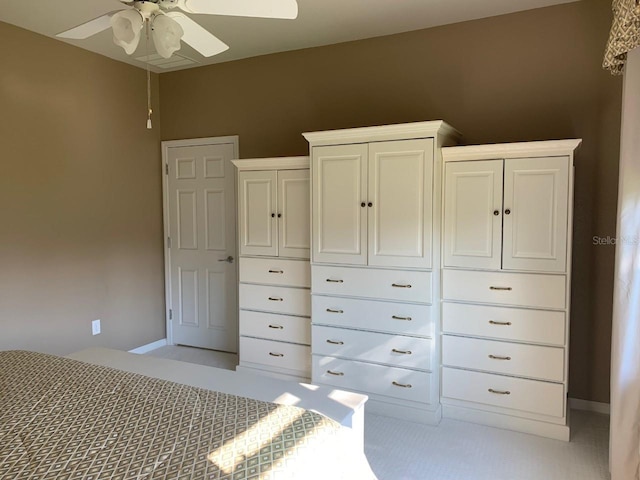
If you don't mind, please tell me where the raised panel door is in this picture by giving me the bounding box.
[167,142,238,352]
[367,139,434,268]
[443,160,503,269]
[278,169,310,259]
[238,171,277,256]
[312,144,368,265]
[502,157,569,272]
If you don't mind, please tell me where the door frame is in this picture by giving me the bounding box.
[161,136,240,346]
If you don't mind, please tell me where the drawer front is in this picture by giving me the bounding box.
[442,269,566,309]
[240,337,311,373]
[312,295,433,336]
[312,266,432,303]
[312,325,432,370]
[239,257,310,287]
[442,335,564,382]
[442,302,565,346]
[239,284,310,316]
[442,367,565,418]
[313,356,431,404]
[240,310,310,345]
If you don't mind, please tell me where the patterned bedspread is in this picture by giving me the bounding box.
[0,351,375,480]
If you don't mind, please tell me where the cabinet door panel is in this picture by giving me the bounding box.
[312,144,367,265]
[368,139,434,268]
[278,169,310,259]
[502,157,569,272]
[238,171,277,256]
[443,160,503,269]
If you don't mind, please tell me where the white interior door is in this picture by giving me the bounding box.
[238,170,278,256]
[443,159,503,270]
[502,156,569,272]
[367,138,434,269]
[312,144,368,265]
[165,140,238,352]
[278,169,310,259]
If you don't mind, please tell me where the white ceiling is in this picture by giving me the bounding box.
[1,0,578,73]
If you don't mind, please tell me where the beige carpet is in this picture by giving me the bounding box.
[145,346,610,480]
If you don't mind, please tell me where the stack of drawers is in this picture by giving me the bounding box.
[238,257,311,380]
[441,269,569,439]
[311,265,438,422]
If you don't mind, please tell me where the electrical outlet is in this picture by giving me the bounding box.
[92,319,101,336]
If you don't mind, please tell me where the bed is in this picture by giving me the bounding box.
[0,349,376,479]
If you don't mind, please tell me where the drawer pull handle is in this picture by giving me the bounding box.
[392,381,412,389]
[489,320,512,326]
[268,297,283,302]
[326,308,344,314]
[326,279,344,283]
[268,269,284,274]
[488,388,511,395]
[392,348,412,355]
[488,355,512,361]
[392,315,412,321]
[327,370,344,376]
[269,352,284,357]
[326,339,344,345]
[268,324,284,330]
[489,286,512,291]
[391,283,412,288]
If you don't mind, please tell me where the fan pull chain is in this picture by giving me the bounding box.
[146,18,153,129]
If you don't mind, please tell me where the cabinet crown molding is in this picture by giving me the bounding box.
[232,156,309,171]
[441,139,582,163]
[303,121,461,146]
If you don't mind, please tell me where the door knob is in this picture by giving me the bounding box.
[493,210,500,216]
[218,256,234,263]
[504,209,511,215]
[361,202,366,208]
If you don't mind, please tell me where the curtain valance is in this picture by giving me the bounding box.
[604,0,640,74]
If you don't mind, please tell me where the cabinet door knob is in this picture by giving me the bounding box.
[277,213,282,218]
[504,209,511,215]
[361,202,366,207]
[368,202,373,207]
[271,213,275,218]
[493,210,500,216]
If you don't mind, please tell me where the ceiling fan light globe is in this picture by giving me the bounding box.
[111,9,144,55]
[152,14,184,59]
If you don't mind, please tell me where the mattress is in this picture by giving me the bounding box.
[0,350,375,480]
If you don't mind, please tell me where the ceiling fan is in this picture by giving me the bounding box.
[57,0,299,59]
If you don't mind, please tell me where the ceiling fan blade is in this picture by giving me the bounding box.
[179,0,298,19]
[56,11,123,39]
[165,12,229,57]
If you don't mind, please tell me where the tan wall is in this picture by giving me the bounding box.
[0,22,165,355]
[160,0,621,403]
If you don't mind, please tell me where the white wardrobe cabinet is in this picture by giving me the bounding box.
[312,138,434,269]
[440,140,581,441]
[444,156,569,273]
[233,157,312,381]
[304,121,461,424]
[238,165,310,259]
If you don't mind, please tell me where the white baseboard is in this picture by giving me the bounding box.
[128,339,167,355]
[569,397,610,415]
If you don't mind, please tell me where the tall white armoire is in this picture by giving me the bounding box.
[303,122,461,423]
[233,157,312,381]
[440,140,581,440]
